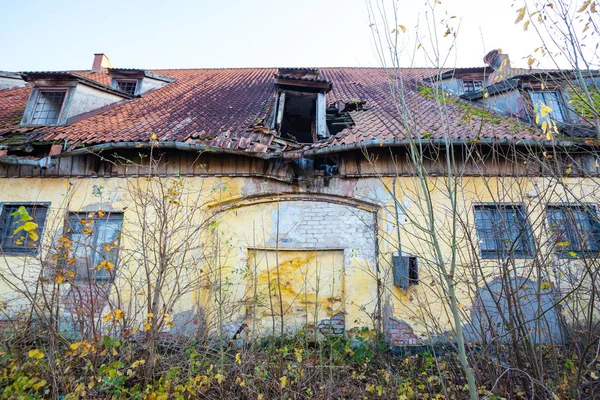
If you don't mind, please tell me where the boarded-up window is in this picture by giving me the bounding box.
[392,255,418,289]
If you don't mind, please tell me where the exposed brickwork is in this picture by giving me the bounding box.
[318,312,345,336]
[387,317,419,346]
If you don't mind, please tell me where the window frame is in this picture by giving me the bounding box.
[473,203,535,259]
[462,79,484,93]
[65,211,124,282]
[530,90,568,123]
[0,202,50,256]
[546,204,600,257]
[26,88,69,126]
[112,79,139,96]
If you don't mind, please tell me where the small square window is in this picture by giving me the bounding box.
[547,205,600,255]
[115,80,138,96]
[392,255,418,288]
[31,90,66,125]
[463,80,483,93]
[530,90,567,123]
[0,204,49,255]
[474,204,533,259]
[66,212,123,281]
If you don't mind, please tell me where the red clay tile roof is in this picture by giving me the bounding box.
[0,67,540,156]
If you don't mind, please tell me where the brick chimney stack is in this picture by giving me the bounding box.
[91,53,113,72]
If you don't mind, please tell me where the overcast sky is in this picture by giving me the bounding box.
[0,0,553,71]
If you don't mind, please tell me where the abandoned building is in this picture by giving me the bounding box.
[0,50,598,345]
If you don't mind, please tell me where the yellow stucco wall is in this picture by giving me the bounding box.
[0,174,594,341]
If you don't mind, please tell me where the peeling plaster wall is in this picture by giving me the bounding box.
[0,174,593,344]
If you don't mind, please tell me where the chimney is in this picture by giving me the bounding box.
[483,49,511,71]
[91,53,113,72]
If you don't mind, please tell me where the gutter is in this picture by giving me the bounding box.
[0,155,54,168]
[283,137,578,158]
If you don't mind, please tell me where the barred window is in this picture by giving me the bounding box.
[547,206,600,255]
[0,203,49,255]
[474,205,533,258]
[66,212,123,281]
[31,90,66,125]
[115,80,138,96]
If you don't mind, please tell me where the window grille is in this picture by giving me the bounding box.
[463,80,483,93]
[474,205,533,258]
[31,91,66,125]
[547,205,600,255]
[115,80,137,96]
[0,204,49,255]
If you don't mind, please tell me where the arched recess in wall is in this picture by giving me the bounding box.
[200,194,383,338]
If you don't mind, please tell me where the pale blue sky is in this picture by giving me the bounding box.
[0,0,551,71]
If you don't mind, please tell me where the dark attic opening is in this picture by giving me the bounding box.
[280,92,317,143]
[273,68,332,144]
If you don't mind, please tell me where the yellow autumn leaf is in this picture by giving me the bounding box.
[70,342,81,351]
[528,57,535,66]
[541,281,551,290]
[515,7,526,23]
[32,379,46,390]
[539,103,552,118]
[578,0,592,13]
[28,231,39,241]
[28,349,44,359]
[144,323,152,331]
[82,228,93,235]
[280,376,288,389]
[99,260,115,271]
[55,275,65,284]
[103,312,112,323]
[22,221,38,232]
[114,308,123,321]
[151,133,158,140]
[523,20,530,31]
[97,211,105,217]
[215,373,225,384]
[398,25,406,33]
[556,241,571,247]
[235,352,241,364]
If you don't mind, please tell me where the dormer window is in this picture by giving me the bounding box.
[20,71,133,126]
[31,90,67,125]
[114,79,138,96]
[272,68,332,143]
[531,90,567,123]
